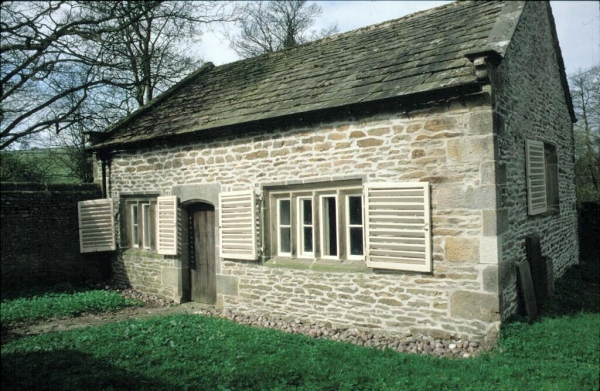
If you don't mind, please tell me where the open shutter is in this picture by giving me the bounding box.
[157,196,178,255]
[78,199,115,253]
[364,182,431,272]
[526,140,548,215]
[219,190,257,260]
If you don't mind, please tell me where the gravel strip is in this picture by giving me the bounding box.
[195,308,482,358]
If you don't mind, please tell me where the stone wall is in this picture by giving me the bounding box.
[106,89,503,342]
[0,182,111,288]
[491,2,579,319]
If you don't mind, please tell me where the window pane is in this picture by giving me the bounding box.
[148,204,155,248]
[303,199,312,225]
[143,204,155,249]
[350,227,363,256]
[280,227,291,253]
[303,227,313,253]
[322,196,338,256]
[279,200,291,225]
[131,205,139,246]
[348,196,362,225]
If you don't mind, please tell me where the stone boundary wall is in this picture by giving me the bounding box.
[492,2,579,319]
[0,182,111,288]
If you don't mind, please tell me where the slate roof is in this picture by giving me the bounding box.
[94,1,521,149]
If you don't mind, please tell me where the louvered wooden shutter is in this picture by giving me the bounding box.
[364,182,431,272]
[526,140,548,215]
[219,190,257,260]
[78,199,115,253]
[157,196,178,255]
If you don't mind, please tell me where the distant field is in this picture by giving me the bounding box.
[1,148,81,183]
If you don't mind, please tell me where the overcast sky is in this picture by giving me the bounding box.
[199,1,600,76]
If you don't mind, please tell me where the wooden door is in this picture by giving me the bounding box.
[189,203,216,304]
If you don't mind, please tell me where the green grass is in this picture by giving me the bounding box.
[1,284,142,328]
[1,266,598,390]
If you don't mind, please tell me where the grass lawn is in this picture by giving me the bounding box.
[1,265,599,391]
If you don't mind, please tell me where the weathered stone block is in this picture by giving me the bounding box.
[450,291,499,322]
[483,209,508,236]
[357,138,384,147]
[161,267,179,287]
[482,265,498,292]
[447,137,494,163]
[480,161,496,184]
[368,127,390,136]
[436,185,497,209]
[349,131,366,138]
[468,111,493,134]
[411,149,425,158]
[379,298,403,306]
[246,150,269,159]
[216,275,239,296]
[446,238,479,262]
[423,117,456,131]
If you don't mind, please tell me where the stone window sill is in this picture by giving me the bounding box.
[122,248,164,259]
[264,257,369,273]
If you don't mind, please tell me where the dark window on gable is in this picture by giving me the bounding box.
[544,143,559,211]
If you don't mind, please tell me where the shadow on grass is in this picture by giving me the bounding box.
[1,349,172,391]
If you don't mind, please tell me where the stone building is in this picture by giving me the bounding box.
[81,1,577,343]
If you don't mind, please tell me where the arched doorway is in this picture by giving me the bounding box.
[188,202,216,304]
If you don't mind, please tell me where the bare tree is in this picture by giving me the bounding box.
[1,1,237,151]
[570,66,600,201]
[1,1,147,149]
[228,0,339,58]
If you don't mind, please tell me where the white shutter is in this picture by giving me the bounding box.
[364,182,431,272]
[157,196,178,255]
[526,140,548,215]
[78,199,115,253]
[219,190,257,260]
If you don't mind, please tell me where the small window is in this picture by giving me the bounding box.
[278,199,292,255]
[545,144,559,211]
[347,195,364,258]
[125,199,157,249]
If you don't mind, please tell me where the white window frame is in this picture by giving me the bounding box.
[319,194,339,259]
[346,194,364,260]
[268,182,363,261]
[277,198,292,256]
[126,198,157,250]
[297,197,314,258]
